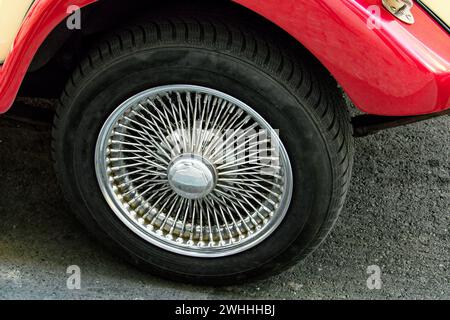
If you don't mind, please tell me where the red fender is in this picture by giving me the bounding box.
[235,0,450,116]
[0,0,449,116]
[0,0,95,114]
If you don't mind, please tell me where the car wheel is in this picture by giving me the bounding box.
[52,17,354,284]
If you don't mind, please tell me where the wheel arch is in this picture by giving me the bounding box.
[6,0,333,108]
[5,0,449,116]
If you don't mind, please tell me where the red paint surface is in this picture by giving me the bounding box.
[0,0,449,116]
[0,0,96,113]
[234,0,450,116]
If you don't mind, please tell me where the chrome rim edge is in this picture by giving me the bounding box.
[95,85,293,258]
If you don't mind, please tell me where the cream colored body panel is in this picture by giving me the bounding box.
[0,0,34,63]
[421,0,450,26]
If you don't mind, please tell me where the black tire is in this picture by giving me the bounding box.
[52,17,354,284]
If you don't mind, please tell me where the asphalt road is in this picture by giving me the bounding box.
[0,110,448,300]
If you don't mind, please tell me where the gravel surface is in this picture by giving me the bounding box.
[0,112,448,300]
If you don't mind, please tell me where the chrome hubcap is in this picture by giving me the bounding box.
[167,154,216,200]
[95,85,293,257]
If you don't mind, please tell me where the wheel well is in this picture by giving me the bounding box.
[18,0,327,99]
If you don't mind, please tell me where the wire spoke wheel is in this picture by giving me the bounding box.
[55,19,354,282]
[96,85,293,257]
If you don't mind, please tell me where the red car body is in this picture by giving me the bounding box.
[0,0,449,116]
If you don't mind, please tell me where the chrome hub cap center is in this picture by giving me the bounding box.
[168,154,216,200]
